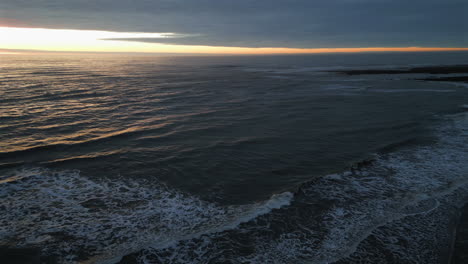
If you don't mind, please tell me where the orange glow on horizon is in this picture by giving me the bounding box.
[1,26,468,55]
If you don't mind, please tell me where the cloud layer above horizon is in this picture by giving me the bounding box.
[1,0,467,49]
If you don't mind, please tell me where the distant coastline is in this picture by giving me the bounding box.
[329,65,468,83]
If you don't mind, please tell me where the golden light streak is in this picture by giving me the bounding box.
[0,51,20,55]
[1,26,468,54]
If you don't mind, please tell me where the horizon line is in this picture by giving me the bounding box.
[2,26,468,55]
[3,47,468,56]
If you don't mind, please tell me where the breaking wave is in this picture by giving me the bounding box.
[1,112,467,263]
[0,168,292,263]
[121,112,468,263]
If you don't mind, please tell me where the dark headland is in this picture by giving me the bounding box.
[328,65,468,83]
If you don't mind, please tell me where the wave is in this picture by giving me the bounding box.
[0,121,176,158]
[447,82,468,89]
[0,168,292,263]
[376,137,426,153]
[121,112,468,264]
[374,88,456,93]
[320,84,368,91]
[1,113,467,263]
[0,126,144,159]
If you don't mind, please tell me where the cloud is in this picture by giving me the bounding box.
[1,0,467,48]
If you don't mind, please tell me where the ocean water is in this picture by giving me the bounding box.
[1,52,468,263]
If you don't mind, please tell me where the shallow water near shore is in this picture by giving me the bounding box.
[1,52,468,263]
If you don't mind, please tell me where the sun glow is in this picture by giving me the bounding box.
[0,27,184,52]
[2,26,468,55]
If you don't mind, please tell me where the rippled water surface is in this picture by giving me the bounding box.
[1,52,468,263]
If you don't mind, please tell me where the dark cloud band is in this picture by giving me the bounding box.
[1,0,467,48]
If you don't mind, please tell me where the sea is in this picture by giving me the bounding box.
[1,52,467,263]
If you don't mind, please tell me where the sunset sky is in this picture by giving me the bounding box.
[1,0,467,54]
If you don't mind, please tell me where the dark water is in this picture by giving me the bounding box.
[1,52,468,263]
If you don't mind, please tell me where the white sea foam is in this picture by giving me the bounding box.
[131,113,468,264]
[0,168,292,263]
[310,114,468,263]
[2,113,467,264]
